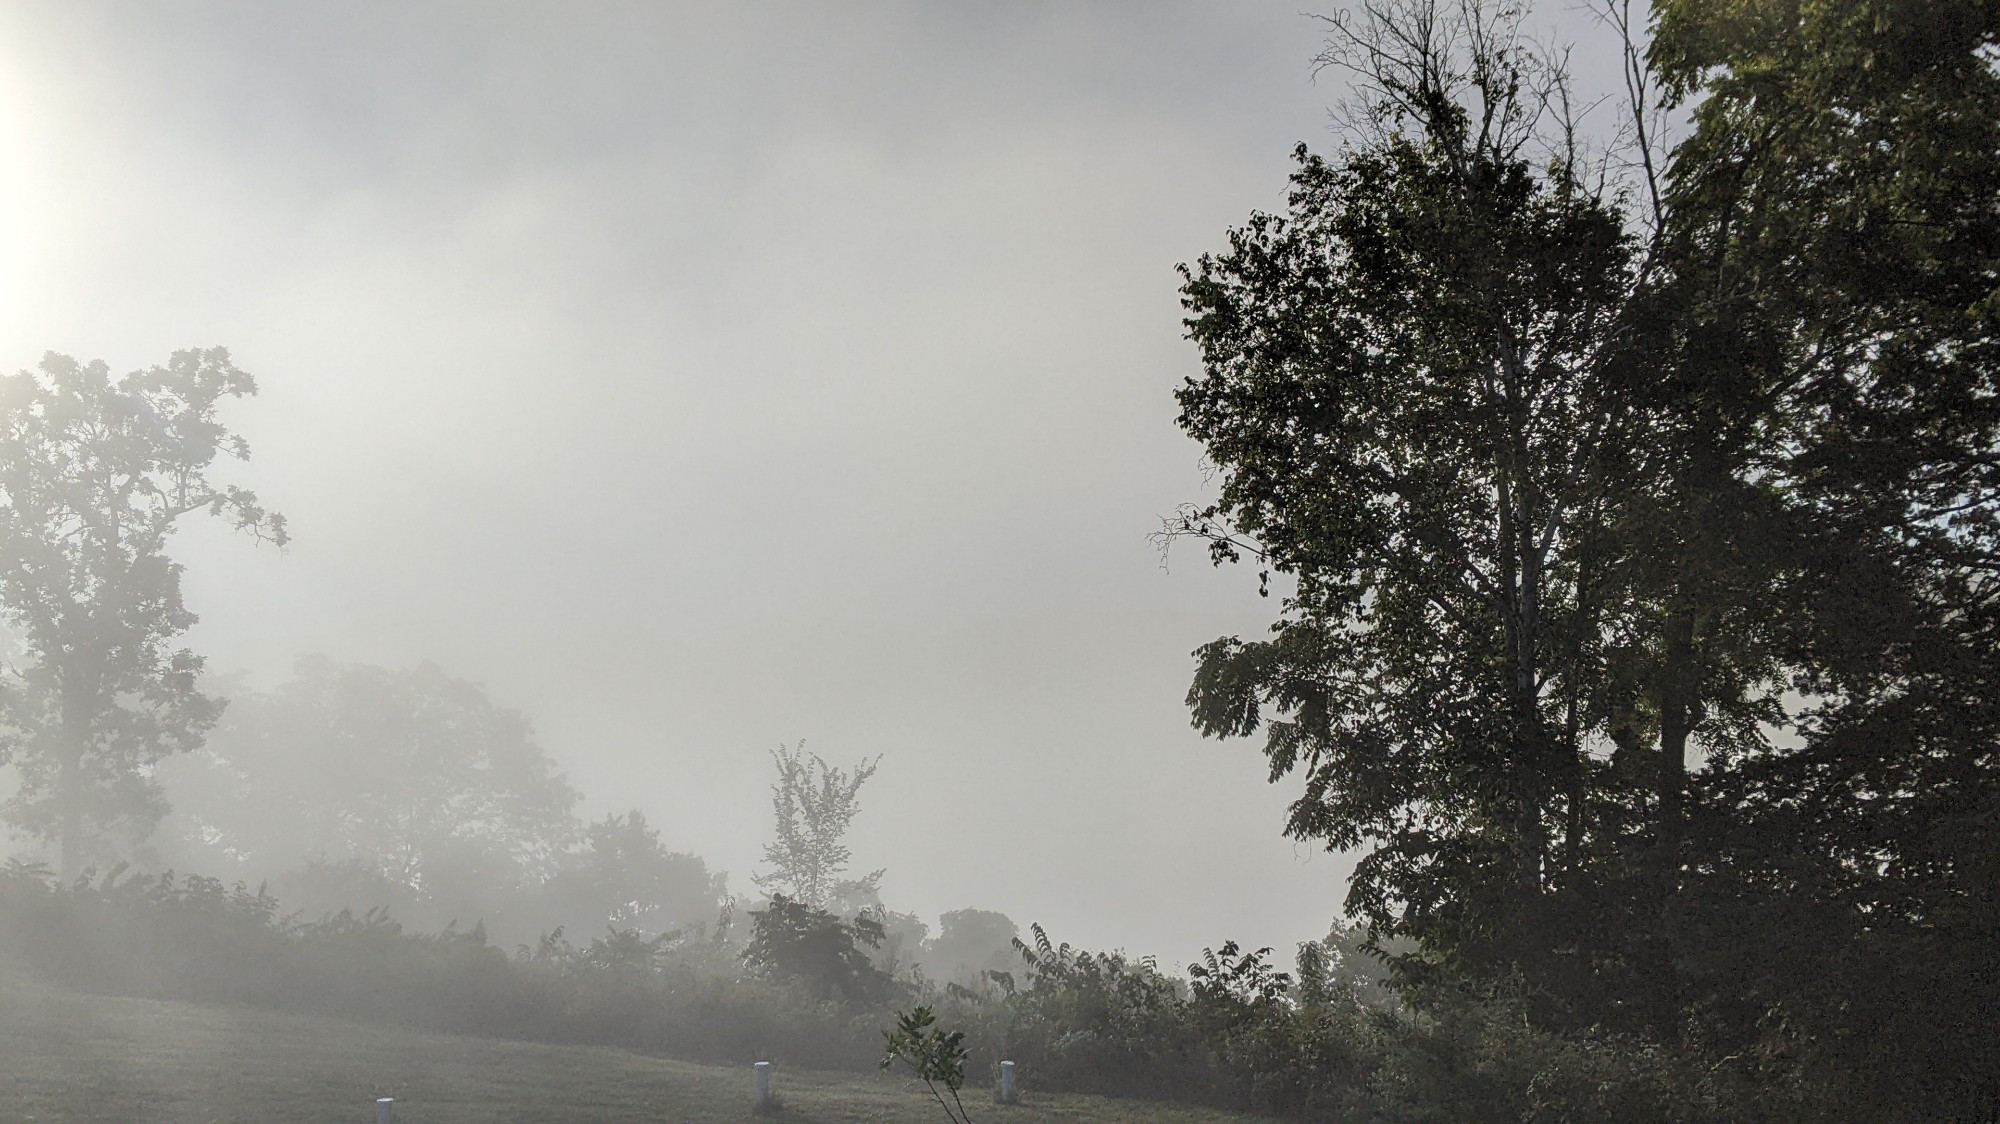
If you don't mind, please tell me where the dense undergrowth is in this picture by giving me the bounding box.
[0,861,1789,1123]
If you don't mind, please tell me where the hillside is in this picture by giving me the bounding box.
[0,964,1269,1123]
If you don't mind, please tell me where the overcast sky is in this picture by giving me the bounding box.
[0,1,1628,965]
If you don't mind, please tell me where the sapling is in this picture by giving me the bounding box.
[881,1005,974,1123]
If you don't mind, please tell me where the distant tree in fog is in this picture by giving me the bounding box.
[920,908,1018,984]
[157,656,578,902]
[536,810,727,937]
[754,741,882,912]
[1295,921,1407,1014]
[0,349,285,879]
[871,907,929,980]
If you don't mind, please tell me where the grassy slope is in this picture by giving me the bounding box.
[0,966,1269,1124]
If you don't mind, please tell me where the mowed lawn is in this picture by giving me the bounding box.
[0,966,1270,1123]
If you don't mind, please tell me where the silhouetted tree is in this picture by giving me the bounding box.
[1175,0,2000,1114]
[1175,0,1646,984]
[1637,0,2000,1107]
[0,349,285,878]
[743,893,889,1004]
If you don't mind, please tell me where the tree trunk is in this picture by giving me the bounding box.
[1650,604,1697,1041]
[1656,606,1694,870]
[56,681,95,885]
[1562,692,1583,880]
[58,729,85,884]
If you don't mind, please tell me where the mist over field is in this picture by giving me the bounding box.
[0,0,1414,965]
[2,2,1996,1122]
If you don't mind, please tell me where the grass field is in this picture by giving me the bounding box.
[0,964,1271,1123]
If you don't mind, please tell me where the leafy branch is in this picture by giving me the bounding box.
[881,1005,974,1124]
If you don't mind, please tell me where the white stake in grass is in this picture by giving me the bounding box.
[375,1097,394,1124]
[1000,1060,1017,1104]
[756,1060,772,1107]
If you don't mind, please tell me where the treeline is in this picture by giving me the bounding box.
[0,861,1768,1123]
[148,656,725,950]
[4,0,1997,1120]
[136,659,1021,987]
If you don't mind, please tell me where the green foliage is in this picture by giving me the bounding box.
[0,861,882,1070]
[742,893,891,1006]
[0,867,1774,1122]
[1188,941,1290,1015]
[1172,1,2000,1116]
[754,741,883,912]
[1637,1,2000,1113]
[0,348,285,878]
[1175,0,1647,993]
[880,1005,973,1124]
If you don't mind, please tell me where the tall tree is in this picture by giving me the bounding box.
[0,349,284,878]
[754,741,882,912]
[1175,0,2000,1113]
[1641,0,2000,1106]
[1174,0,1644,983]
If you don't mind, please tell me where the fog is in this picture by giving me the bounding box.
[0,2,1631,962]
[11,3,1985,1121]
[1,0,1321,966]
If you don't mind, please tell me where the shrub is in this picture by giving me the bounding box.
[0,865,1772,1121]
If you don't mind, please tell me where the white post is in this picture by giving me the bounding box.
[999,1060,1017,1104]
[376,1097,394,1124]
[755,1061,772,1107]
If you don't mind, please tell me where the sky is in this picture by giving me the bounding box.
[0,0,1629,966]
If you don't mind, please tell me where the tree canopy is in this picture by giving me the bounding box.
[1174,0,2000,1115]
[0,349,284,878]
[754,741,883,913]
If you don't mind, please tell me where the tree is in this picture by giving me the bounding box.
[1637,0,2000,1107]
[1173,0,1648,988]
[920,908,1019,985]
[1296,920,1410,1013]
[1175,0,2000,1113]
[0,349,285,878]
[742,893,889,1004]
[155,656,579,933]
[880,1005,974,1124]
[534,810,728,938]
[753,741,883,912]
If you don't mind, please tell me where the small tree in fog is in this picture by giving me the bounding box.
[0,350,285,879]
[880,1005,973,1124]
[753,741,881,911]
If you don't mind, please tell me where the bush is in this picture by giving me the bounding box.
[0,863,1770,1121]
